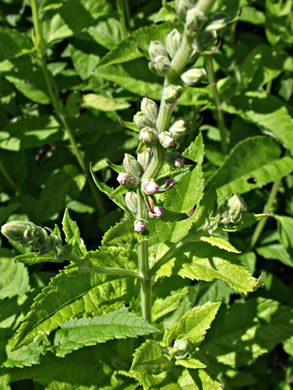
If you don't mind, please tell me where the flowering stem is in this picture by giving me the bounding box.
[30,0,105,215]
[205,54,228,155]
[137,189,152,322]
[250,178,281,249]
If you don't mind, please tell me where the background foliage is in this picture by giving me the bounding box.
[0,0,293,389]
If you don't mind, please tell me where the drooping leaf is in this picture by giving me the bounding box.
[163,301,221,346]
[208,136,293,200]
[53,308,158,357]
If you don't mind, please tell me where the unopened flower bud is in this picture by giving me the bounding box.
[141,179,159,195]
[225,194,246,224]
[137,148,152,171]
[181,67,206,86]
[117,172,138,188]
[149,55,171,77]
[123,153,143,178]
[175,0,193,22]
[148,40,167,61]
[125,192,138,213]
[133,111,153,129]
[141,98,158,124]
[134,219,147,233]
[185,7,207,33]
[154,206,164,217]
[166,151,184,169]
[139,127,158,145]
[169,118,192,138]
[170,339,192,360]
[165,29,182,58]
[157,176,175,192]
[159,131,175,148]
[164,85,182,104]
[206,13,228,31]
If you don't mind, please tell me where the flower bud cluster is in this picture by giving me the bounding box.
[117,153,144,189]
[159,118,192,149]
[1,221,62,254]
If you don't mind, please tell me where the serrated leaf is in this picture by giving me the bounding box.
[0,27,34,61]
[199,236,240,253]
[102,220,135,246]
[163,302,221,345]
[88,18,122,49]
[98,23,172,67]
[82,93,130,111]
[225,92,293,150]
[53,308,158,357]
[194,298,293,371]
[0,258,30,299]
[256,244,293,267]
[95,60,162,100]
[12,264,134,349]
[152,286,189,323]
[171,241,257,293]
[131,339,170,374]
[208,136,293,200]
[175,358,206,369]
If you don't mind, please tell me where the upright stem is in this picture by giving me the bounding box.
[30,0,105,215]
[137,189,152,322]
[205,55,228,155]
[117,0,130,39]
[250,179,281,249]
[0,160,22,194]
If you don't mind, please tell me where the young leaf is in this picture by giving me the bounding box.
[198,236,241,253]
[62,208,87,258]
[208,136,293,200]
[163,301,221,346]
[53,308,158,357]
[102,220,136,246]
[14,253,64,265]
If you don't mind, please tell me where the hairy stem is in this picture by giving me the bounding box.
[117,0,130,39]
[250,179,281,249]
[30,0,105,215]
[205,54,228,155]
[137,189,152,322]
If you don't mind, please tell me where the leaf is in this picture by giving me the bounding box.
[199,236,240,253]
[275,215,293,253]
[160,133,205,213]
[0,116,62,151]
[98,23,172,67]
[256,244,293,267]
[224,92,293,150]
[163,301,221,346]
[95,60,162,100]
[194,298,293,371]
[0,27,34,62]
[82,93,130,112]
[62,209,87,258]
[14,253,64,265]
[53,308,158,357]
[0,258,30,299]
[173,241,257,293]
[102,220,135,246]
[88,18,122,50]
[68,44,100,80]
[34,165,86,224]
[208,136,293,200]
[12,265,134,349]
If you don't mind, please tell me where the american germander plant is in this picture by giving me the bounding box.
[1,0,272,388]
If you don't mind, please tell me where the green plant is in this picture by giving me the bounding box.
[1,0,293,389]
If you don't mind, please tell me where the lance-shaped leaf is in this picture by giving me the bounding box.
[172,241,257,293]
[62,208,87,258]
[102,220,136,246]
[12,264,135,350]
[208,136,293,200]
[163,302,221,346]
[14,253,64,265]
[82,93,130,112]
[53,308,158,357]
